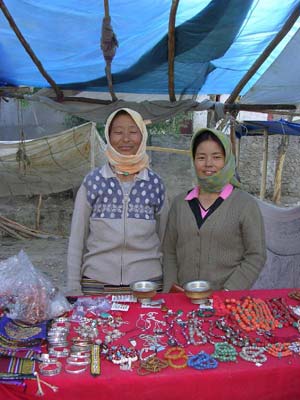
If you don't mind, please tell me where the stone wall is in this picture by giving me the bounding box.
[238,134,300,203]
[150,132,300,205]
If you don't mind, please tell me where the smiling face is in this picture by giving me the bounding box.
[194,138,225,178]
[109,113,142,156]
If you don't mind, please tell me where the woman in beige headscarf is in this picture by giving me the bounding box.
[67,108,168,295]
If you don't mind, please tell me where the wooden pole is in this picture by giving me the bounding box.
[272,135,289,204]
[236,137,241,169]
[260,129,269,200]
[36,194,43,230]
[101,0,118,102]
[168,0,180,102]
[0,0,63,101]
[226,5,300,104]
[229,116,236,156]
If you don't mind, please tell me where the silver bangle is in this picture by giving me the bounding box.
[66,357,90,366]
[39,361,62,376]
[69,351,91,359]
[65,364,88,374]
[38,353,58,364]
[49,347,70,358]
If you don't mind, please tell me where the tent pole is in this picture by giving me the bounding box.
[236,137,241,169]
[229,116,237,156]
[272,135,289,204]
[260,129,269,200]
[0,0,63,101]
[226,5,300,104]
[101,0,118,102]
[168,0,180,102]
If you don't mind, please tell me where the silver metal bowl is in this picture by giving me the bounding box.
[130,280,158,293]
[183,280,211,292]
[183,280,212,304]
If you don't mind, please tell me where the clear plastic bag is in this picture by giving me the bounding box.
[0,250,72,324]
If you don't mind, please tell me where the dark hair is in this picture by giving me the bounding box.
[192,131,225,159]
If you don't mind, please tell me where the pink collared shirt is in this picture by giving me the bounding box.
[185,183,234,218]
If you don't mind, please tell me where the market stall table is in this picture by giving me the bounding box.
[1,289,300,400]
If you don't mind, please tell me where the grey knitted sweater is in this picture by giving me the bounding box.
[162,189,266,292]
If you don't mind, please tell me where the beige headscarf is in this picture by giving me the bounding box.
[104,108,149,175]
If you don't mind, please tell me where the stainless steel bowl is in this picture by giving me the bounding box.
[130,281,158,303]
[183,280,212,304]
[130,280,158,292]
[183,280,211,292]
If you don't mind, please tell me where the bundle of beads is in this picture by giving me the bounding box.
[212,295,229,316]
[105,345,139,365]
[225,297,280,332]
[266,298,296,327]
[288,291,300,301]
[187,351,218,370]
[288,342,300,354]
[264,342,293,358]
[239,345,267,365]
[137,355,169,375]
[164,347,188,369]
[212,342,237,362]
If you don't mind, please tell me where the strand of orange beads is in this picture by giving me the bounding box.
[225,298,251,332]
[225,297,258,332]
[253,298,281,330]
[265,342,293,358]
[246,297,280,331]
[225,297,280,332]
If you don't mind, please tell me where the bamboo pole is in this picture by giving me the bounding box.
[35,194,43,230]
[0,216,61,239]
[0,0,63,101]
[272,135,289,204]
[146,145,189,155]
[168,0,180,102]
[101,0,118,102]
[260,129,269,200]
[229,116,236,156]
[1,91,297,115]
[226,5,300,104]
[0,221,26,240]
[236,137,241,169]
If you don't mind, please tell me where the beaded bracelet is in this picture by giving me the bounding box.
[167,355,188,369]
[164,347,185,360]
[187,351,218,370]
[239,346,267,365]
[212,342,237,362]
[137,356,169,375]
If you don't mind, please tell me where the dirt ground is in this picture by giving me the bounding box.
[0,236,69,293]
[0,193,73,294]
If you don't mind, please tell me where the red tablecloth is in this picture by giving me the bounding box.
[1,289,300,400]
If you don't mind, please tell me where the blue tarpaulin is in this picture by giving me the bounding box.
[0,0,299,98]
[236,119,300,138]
